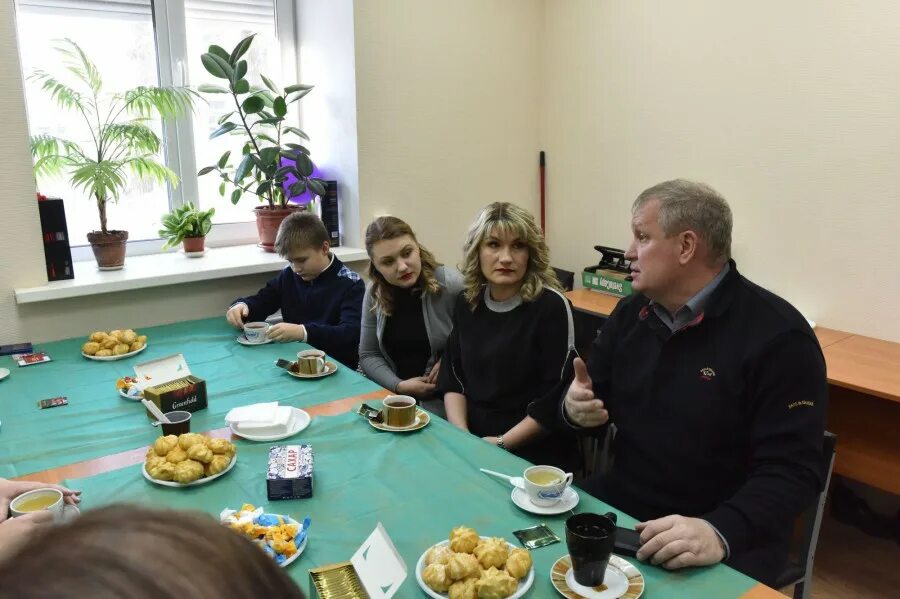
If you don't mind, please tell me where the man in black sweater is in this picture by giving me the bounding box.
[563,180,827,585]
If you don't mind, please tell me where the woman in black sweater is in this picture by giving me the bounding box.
[438,202,579,470]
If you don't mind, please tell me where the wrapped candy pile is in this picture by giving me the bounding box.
[220,504,310,565]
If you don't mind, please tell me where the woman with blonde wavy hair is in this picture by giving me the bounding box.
[437,202,579,469]
[360,216,464,407]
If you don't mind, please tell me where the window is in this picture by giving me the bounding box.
[14,0,297,250]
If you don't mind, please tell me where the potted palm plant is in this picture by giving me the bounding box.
[29,39,197,270]
[196,34,327,251]
[159,203,215,254]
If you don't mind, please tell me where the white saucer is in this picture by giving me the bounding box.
[230,408,311,442]
[511,486,579,515]
[565,564,629,599]
[0,367,9,381]
[181,249,206,258]
[237,334,273,346]
[551,554,644,599]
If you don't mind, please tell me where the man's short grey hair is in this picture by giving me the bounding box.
[633,179,732,264]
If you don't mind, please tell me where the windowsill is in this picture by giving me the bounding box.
[14,245,368,304]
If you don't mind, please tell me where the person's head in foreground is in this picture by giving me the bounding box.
[0,504,306,599]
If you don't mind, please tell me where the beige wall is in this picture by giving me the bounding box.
[542,0,900,341]
[353,0,544,266]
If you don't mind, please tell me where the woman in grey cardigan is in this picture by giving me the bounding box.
[359,217,464,407]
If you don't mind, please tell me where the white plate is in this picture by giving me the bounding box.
[236,334,274,346]
[118,388,144,401]
[511,486,579,515]
[416,537,534,599]
[368,408,430,433]
[82,344,147,362]
[276,515,308,568]
[0,368,9,381]
[285,360,338,379]
[550,554,644,599]
[142,453,236,487]
[230,408,311,442]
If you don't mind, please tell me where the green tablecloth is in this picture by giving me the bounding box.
[65,409,757,598]
[0,317,380,477]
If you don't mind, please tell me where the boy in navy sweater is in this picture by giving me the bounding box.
[226,212,364,368]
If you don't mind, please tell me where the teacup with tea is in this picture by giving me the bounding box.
[523,465,574,507]
[381,395,417,427]
[296,349,326,375]
[243,321,270,344]
[9,488,64,522]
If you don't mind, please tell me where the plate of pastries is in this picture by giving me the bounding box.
[82,329,148,361]
[416,526,534,599]
[143,433,236,487]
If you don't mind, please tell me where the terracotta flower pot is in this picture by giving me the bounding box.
[86,230,128,270]
[182,236,206,253]
[254,206,302,252]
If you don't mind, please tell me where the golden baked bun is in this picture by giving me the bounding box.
[153,435,178,456]
[165,447,188,464]
[474,567,517,599]
[95,349,113,357]
[421,564,452,593]
[82,342,100,355]
[146,454,167,472]
[449,526,479,554]
[129,340,145,352]
[89,331,106,342]
[207,438,230,454]
[447,552,481,581]
[122,330,137,344]
[113,343,130,355]
[148,461,175,481]
[204,454,231,477]
[178,433,206,451]
[473,538,509,569]
[504,548,531,580]
[186,443,213,464]
[448,577,478,599]
[101,337,118,350]
[173,459,204,483]
[425,545,454,566]
[137,335,148,344]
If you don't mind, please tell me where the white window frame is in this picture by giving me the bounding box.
[16,0,299,261]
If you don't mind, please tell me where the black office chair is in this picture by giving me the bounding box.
[774,431,838,599]
[553,267,575,292]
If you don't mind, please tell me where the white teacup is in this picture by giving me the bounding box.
[9,488,64,522]
[296,349,326,375]
[243,321,270,343]
[523,465,574,507]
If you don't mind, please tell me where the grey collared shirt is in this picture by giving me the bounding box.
[651,263,731,332]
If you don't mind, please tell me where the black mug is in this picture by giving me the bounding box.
[565,512,617,587]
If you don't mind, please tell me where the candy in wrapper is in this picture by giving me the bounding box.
[513,523,560,549]
[267,445,314,500]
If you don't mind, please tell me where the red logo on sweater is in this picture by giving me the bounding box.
[700,367,716,381]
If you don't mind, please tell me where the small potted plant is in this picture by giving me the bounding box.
[196,34,327,251]
[159,203,215,254]
[29,39,197,270]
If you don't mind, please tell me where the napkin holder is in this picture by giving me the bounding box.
[135,353,207,420]
[309,523,406,599]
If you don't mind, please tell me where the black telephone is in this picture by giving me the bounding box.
[613,526,642,557]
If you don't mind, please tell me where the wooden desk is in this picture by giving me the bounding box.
[565,288,621,317]
[822,335,900,495]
